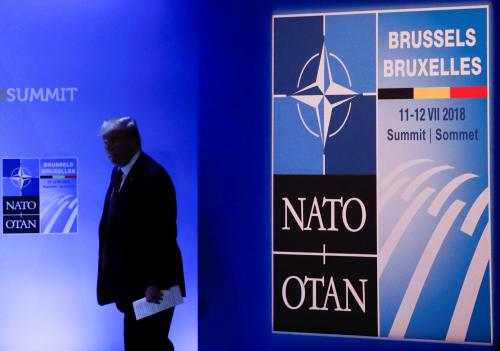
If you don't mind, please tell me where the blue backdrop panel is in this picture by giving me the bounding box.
[199,0,498,350]
[0,1,197,350]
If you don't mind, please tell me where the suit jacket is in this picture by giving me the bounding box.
[97,152,185,309]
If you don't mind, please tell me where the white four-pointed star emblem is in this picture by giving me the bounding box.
[290,43,357,147]
[9,166,32,190]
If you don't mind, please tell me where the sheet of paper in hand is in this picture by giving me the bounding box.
[133,285,184,320]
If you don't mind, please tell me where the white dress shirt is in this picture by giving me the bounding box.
[118,150,141,191]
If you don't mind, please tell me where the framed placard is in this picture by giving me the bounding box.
[272,5,491,344]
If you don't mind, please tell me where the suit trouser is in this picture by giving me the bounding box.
[124,307,175,351]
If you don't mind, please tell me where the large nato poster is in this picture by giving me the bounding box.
[272,5,490,344]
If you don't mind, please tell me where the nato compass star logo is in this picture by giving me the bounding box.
[280,42,375,149]
[9,166,33,190]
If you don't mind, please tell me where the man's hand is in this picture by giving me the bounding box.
[145,285,163,304]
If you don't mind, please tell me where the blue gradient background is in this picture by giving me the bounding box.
[0,1,197,350]
[199,0,498,350]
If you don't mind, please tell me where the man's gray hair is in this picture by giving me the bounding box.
[100,116,141,145]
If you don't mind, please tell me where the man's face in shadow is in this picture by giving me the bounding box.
[102,129,138,166]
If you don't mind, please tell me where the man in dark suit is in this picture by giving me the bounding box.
[97,116,185,351]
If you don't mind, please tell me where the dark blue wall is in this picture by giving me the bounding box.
[198,0,498,350]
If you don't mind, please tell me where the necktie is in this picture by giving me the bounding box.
[112,168,123,195]
[106,168,123,229]
[102,168,123,272]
